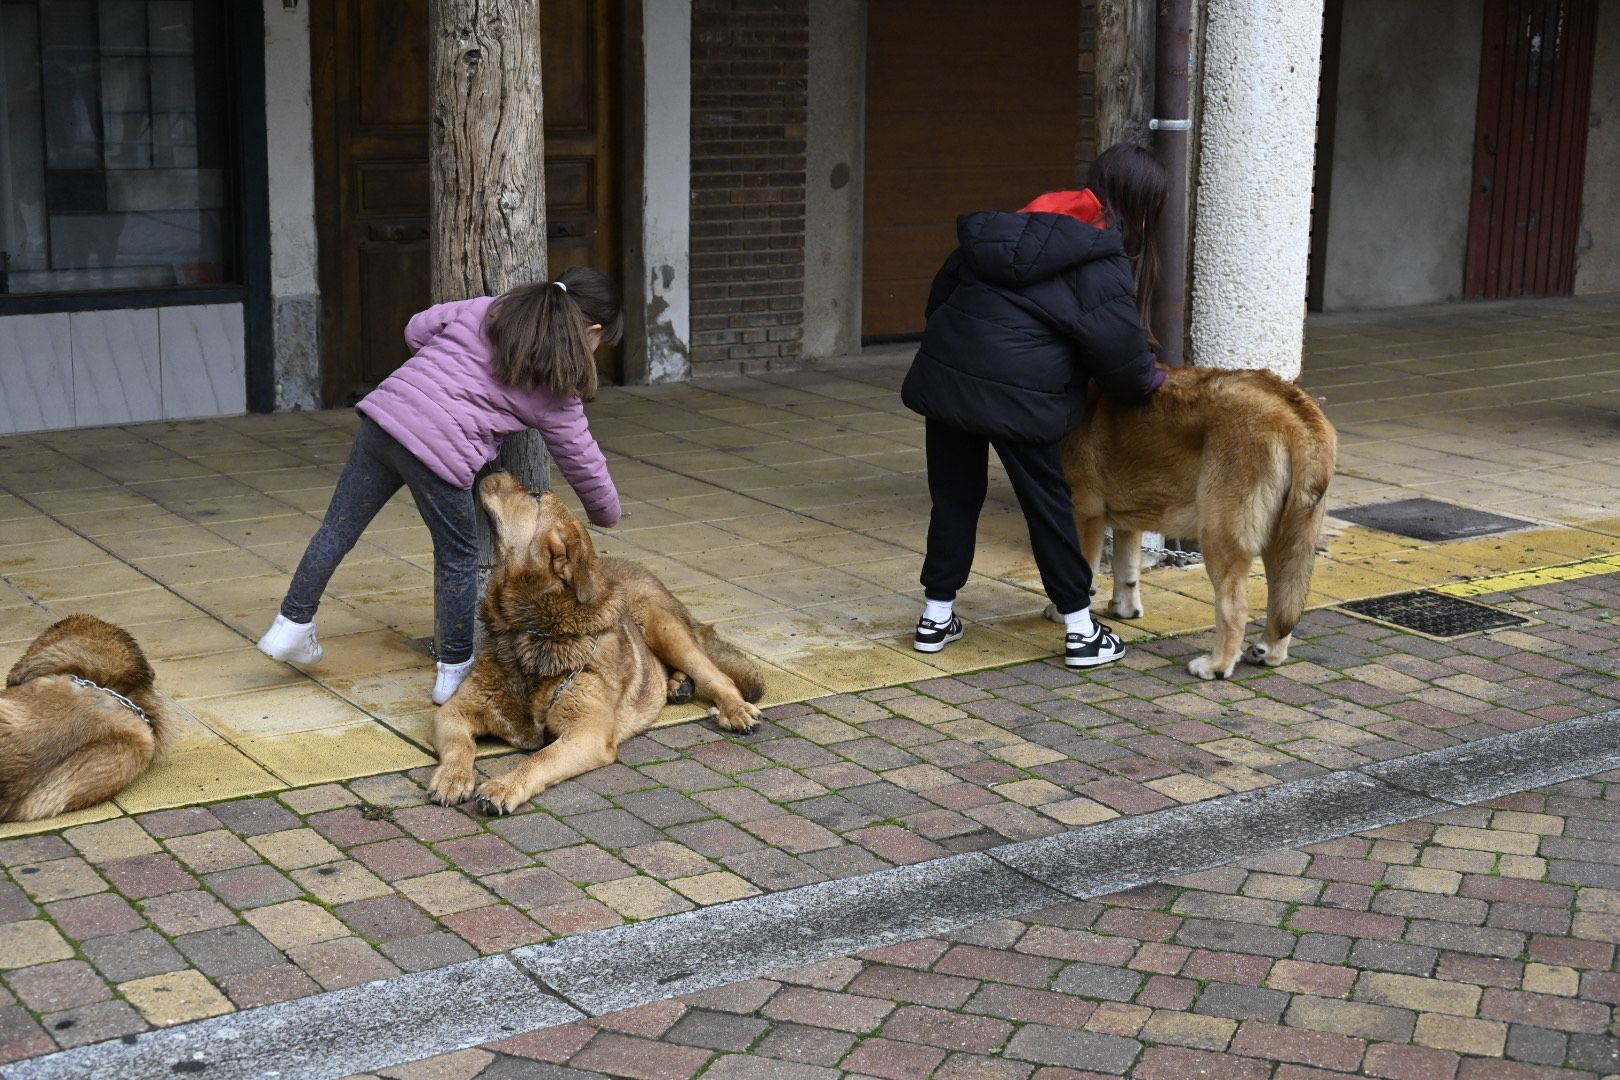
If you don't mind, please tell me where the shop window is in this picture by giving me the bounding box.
[0,0,235,295]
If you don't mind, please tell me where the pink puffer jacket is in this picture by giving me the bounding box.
[356,296,622,526]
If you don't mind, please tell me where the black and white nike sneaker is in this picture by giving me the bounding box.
[1064,623,1125,668]
[913,614,964,653]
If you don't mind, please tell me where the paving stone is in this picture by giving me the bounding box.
[287,935,402,990]
[220,965,324,1010]
[165,829,262,874]
[337,895,439,943]
[14,857,106,902]
[139,889,237,936]
[211,797,302,837]
[173,924,284,978]
[35,998,145,1050]
[1004,1025,1141,1073]
[119,968,234,1025]
[79,928,186,983]
[249,828,344,870]
[63,819,159,862]
[4,960,110,1013]
[380,931,481,973]
[0,920,73,970]
[43,892,143,940]
[204,863,304,909]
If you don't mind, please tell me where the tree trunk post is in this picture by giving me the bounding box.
[1095,0,1155,150]
[428,0,549,648]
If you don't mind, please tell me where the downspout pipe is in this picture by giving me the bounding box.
[1150,0,1193,366]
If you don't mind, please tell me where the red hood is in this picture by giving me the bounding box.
[1019,189,1106,228]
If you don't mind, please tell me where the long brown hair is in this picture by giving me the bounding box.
[484,267,624,400]
[1087,143,1168,335]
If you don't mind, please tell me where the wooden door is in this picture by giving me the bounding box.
[862,0,1081,339]
[315,0,623,406]
[1463,0,1598,300]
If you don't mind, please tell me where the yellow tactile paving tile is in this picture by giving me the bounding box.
[238,722,433,787]
[1436,552,1620,597]
[113,745,283,814]
[189,683,381,740]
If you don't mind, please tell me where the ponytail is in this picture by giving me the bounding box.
[484,267,624,400]
[1087,144,1168,341]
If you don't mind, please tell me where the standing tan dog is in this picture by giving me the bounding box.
[428,473,766,815]
[1,615,168,822]
[1062,366,1337,680]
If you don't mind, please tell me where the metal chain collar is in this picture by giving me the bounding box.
[70,676,151,725]
[544,631,606,713]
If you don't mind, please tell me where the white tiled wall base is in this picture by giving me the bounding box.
[0,304,246,434]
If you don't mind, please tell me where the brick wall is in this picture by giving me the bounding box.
[689,0,808,374]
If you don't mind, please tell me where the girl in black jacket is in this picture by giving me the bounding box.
[900,144,1167,668]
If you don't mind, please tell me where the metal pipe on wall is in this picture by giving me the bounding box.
[1151,0,1193,366]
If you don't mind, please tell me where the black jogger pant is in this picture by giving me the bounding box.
[919,418,1094,615]
[281,417,478,664]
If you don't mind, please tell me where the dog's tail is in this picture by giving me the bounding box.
[1264,398,1338,642]
[696,623,767,704]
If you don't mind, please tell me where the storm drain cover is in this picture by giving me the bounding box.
[1341,590,1529,638]
[1332,498,1535,542]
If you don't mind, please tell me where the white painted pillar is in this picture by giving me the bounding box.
[640,0,692,383]
[1188,0,1325,379]
[263,0,319,409]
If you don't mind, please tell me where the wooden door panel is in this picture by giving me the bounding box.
[1464,0,1598,299]
[317,0,621,405]
[862,0,1081,338]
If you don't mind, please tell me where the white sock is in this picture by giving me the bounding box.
[1062,607,1096,636]
[923,599,954,624]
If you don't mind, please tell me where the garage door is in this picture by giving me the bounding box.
[862,0,1083,339]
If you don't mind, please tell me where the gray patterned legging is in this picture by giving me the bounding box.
[280,417,477,664]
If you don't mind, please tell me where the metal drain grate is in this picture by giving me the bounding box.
[1332,498,1535,543]
[1341,590,1529,638]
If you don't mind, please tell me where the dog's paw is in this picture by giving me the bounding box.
[1187,654,1234,681]
[472,778,529,817]
[711,700,762,734]
[1042,602,1063,624]
[666,672,696,704]
[1108,599,1144,620]
[1242,642,1286,667]
[427,767,477,807]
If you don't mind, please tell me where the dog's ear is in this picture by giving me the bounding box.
[547,522,602,606]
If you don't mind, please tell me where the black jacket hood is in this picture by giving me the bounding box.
[956,209,1125,288]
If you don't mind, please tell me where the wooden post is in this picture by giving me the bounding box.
[428,0,549,645]
[1095,0,1154,149]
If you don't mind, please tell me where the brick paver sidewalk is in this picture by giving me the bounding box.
[2,571,1618,1072]
[391,767,1620,1080]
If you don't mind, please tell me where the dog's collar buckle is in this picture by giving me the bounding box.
[71,676,151,725]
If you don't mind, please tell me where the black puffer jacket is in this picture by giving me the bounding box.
[900,209,1162,443]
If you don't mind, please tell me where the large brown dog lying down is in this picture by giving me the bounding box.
[1,615,168,822]
[1061,366,1337,680]
[428,473,766,815]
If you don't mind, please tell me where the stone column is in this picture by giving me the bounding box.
[1188,0,1325,379]
[637,0,693,383]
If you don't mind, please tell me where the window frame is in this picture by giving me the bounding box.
[0,0,271,411]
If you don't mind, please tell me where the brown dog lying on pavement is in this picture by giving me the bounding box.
[427,473,766,815]
[1061,366,1338,680]
[1,615,168,822]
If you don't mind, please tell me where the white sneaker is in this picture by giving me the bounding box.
[256,614,323,664]
[432,658,476,705]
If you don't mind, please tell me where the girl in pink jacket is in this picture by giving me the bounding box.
[257,267,624,705]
